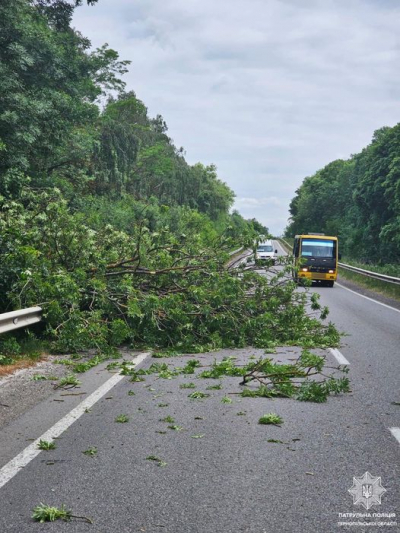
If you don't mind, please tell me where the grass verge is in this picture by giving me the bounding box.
[0,355,46,378]
[339,267,400,302]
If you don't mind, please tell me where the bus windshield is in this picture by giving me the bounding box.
[257,245,273,252]
[301,239,335,258]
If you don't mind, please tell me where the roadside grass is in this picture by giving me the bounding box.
[0,335,48,377]
[341,260,400,278]
[0,358,46,378]
[278,238,293,253]
[339,265,400,301]
[0,330,124,379]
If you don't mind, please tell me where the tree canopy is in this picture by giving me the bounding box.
[285,125,400,264]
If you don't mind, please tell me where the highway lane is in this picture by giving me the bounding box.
[274,238,399,425]
[311,282,400,409]
[273,238,399,416]
[0,241,399,532]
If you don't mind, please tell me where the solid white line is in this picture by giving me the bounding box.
[389,427,400,445]
[329,348,350,366]
[0,352,150,490]
[336,282,400,313]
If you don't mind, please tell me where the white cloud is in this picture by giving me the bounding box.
[235,197,282,208]
[73,0,400,234]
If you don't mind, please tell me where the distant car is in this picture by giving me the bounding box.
[255,241,278,264]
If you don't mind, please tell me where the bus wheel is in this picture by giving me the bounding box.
[326,281,334,287]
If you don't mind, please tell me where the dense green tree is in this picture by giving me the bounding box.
[247,217,270,236]
[285,125,400,264]
[33,1,99,31]
[0,0,128,196]
[286,159,352,237]
[89,92,235,220]
[349,126,400,262]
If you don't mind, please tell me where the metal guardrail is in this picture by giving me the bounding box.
[0,307,42,334]
[229,246,244,256]
[338,263,400,285]
[227,249,252,269]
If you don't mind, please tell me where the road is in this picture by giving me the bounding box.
[0,241,398,532]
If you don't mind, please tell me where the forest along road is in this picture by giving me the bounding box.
[0,243,399,532]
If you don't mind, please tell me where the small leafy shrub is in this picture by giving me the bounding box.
[0,355,15,365]
[0,337,21,356]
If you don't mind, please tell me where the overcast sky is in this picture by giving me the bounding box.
[73,0,400,235]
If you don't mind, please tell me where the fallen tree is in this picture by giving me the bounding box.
[0,188,339,354]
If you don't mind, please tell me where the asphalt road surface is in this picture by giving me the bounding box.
[0,241,398,533]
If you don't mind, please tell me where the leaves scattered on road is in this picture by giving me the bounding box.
[37,440,56,451]
[32,503,92,524]
[146,456,167,467]
[258,413,283,426]
[115,414,129,423]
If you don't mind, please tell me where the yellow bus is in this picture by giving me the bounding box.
[293,234,339,287]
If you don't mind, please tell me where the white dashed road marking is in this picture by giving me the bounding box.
[329,348,350,366]
[389,427,400,446]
